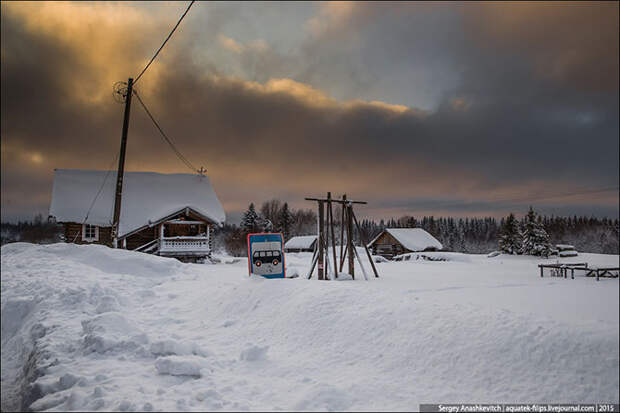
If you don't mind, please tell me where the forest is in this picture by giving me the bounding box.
[2,202,618,256]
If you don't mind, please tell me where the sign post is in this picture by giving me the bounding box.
[247,233,286,279]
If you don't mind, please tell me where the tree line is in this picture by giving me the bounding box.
[1,214,62,245]
[215,201,619,256]
[2,204,618,257]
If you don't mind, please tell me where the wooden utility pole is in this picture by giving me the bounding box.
[327,192,338,280]
[318,200,325,280]
[305,194,374,280]
[351,209,379,278]
[112,78,134,248]
[339,194,346,270]
[346,202,354,278]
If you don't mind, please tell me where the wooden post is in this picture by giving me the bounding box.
[351,209,379,278]
[207,225,212,258]
[347,203,354,278]
[540,266,543,277]
[112,77,134,248]
[307,240,319,279]
[340,194,349,272]
[323,196,331,280]
[339,194,346,269]
[351,240,369,280]
[318,200,325,280]
[328,193,338,280]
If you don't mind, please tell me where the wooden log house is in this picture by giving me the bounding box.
[49,169,225,262]
[367,228,443,259]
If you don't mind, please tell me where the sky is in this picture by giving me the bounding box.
[1,1,618,224]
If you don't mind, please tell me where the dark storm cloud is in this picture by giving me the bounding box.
[1,2,618,222]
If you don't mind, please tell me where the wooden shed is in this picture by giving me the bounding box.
[368,228,442,259]
[284,235,317,253]
[48,169,225,261]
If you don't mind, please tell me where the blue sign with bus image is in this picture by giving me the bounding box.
[247,233,286,278]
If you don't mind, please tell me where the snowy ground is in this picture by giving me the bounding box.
[1,243,618,411]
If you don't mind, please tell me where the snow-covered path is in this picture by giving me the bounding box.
[1,243,618,411]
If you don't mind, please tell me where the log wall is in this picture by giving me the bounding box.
[63,223,113,247]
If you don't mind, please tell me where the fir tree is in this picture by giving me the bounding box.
[498,213,522,254]
[241,203,260,234]
[277,202,294,241]
[521,207,552,257]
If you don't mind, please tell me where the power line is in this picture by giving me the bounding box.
[132,89,199,173]
[134,0,196,86]
[72,152,120,243]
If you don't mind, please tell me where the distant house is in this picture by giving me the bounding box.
[368,228,442,259]
[48,169,225,261]
[556,244,578,257]
[284,235,317,253]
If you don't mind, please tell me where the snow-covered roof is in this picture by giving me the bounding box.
[284,235,317,250]
[49,169,226,236]
[369,228,443,251]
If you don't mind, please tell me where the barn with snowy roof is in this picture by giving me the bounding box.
[368,228,442,259]
[48,169,225,261]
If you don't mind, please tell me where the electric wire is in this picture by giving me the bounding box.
[132,89,198,173]
[72,152,120,243]
[133,0,195,86]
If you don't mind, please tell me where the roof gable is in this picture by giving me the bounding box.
[49,169,226,236]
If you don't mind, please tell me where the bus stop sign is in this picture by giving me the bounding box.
[247,233,286,278]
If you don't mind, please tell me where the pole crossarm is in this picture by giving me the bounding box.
[304,197,367,205]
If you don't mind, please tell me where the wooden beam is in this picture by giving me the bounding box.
[328,192,338,280]
[318,200,325,280]
[305,197,367,204]
[347,204,354,278]
[351,209,379,278]
[307,245,319,279]
[339,194,345,270]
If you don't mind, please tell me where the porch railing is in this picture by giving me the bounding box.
[158,236,210,255]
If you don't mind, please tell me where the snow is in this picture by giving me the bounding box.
[48,169,226,236]
[559,250,579,257]
[393,251,472,262]
[284,235,317,250]
[1,242,618,411]
[371,228,443,251]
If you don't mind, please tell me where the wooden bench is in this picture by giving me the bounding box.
[539,263,619,281]
[583,267,620,281]
[539,263,588,279]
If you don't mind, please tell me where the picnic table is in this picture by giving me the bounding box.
[538,262,619,281]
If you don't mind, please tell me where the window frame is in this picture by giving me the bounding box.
[82,224,99,242]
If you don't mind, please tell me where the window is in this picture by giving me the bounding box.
[82,224,99,242]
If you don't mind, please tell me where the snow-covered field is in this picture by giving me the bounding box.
[1,243,618,411]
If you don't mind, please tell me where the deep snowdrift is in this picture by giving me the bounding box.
[1,243,618,411]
